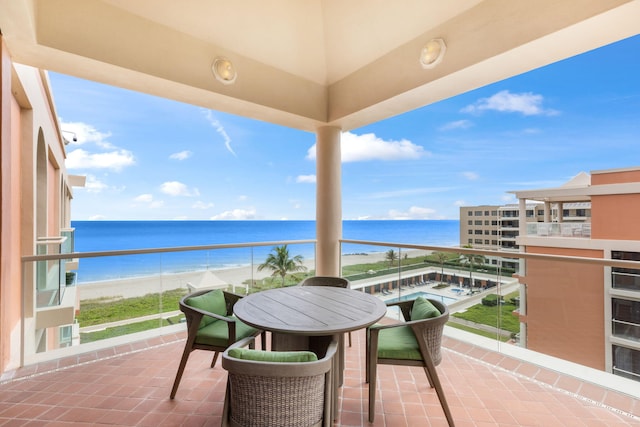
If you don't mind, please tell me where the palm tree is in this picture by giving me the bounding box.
[433,251,449,283]
[384,249,398,268]
[459,245,486,289]
[258,245,307,287]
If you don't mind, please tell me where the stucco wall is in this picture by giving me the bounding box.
[524,246,605,370]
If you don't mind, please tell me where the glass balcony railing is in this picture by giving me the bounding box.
[525,221,591,238]
[21,240,315,358]
[21,238,640,387]
[35,236,67,308]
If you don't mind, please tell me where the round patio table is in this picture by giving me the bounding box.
[233,285,386,337]
[233,285,387,420]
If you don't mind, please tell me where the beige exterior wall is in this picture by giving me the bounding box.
[0,36,24,373]
[459,205,500,249]
[0,34,76,372]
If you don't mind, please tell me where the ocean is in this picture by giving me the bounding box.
[71,220,460,283]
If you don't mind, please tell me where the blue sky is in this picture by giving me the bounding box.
[51,35,640,221]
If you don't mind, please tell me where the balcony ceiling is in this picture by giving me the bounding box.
[1,0,638,132]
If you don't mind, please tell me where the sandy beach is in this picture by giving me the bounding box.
[77,250,427,301]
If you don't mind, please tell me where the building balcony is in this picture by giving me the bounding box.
[1,326,638,425]
[11,239,640,424]
[526,222,591,238]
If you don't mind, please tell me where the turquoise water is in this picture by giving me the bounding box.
[386,291,458,306]
[71,220,460,282]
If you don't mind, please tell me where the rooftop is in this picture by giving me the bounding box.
[1,328,638,426]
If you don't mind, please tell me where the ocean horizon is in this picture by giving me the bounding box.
[71,220,460,283]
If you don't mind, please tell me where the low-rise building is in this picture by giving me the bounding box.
[512,167,640,382]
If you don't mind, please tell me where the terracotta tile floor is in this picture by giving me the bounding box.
[1,329,639,426]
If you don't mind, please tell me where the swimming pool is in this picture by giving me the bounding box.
[386,291,458,305]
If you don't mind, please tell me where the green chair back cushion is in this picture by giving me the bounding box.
[228,348,318,363]
[410,297,441,321]
[186,289,227,328]
[377,325,422,360]
[195,316,259,347]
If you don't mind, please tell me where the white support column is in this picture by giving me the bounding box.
[544,202,551,223]
[315,126,342,276]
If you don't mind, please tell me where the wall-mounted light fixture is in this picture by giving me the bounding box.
[62,130,77,145]
[420,38,446,69]
[212,57,237,84]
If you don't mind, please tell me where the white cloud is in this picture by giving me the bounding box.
[88,214,107,220]
[66,148,135,171]
[203,110,236,156]
[454,200,466,207]
[192,201,214,209]
[237,195,248,201]
[60,120,112,148]
[169,150,192,160]
[149,200,165,208]
[210,208,257,220]
[387,206,437,220]
[82,175,109,193]
[306,131,427,163]
[461,90,558,116]
[368,187,454,199]
[462,171,479,180]
[439,120,473,131]
[160,181,200,197]
[296,174,316,183]
[134,194,153,203]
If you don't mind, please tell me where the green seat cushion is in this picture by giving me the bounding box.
[377,325,422,361]
[195,316,259,347]
[186,289,227,328]
[228,348,318,363]
[410,297,441,321]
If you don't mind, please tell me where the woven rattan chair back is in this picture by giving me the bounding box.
[221,337,337,427]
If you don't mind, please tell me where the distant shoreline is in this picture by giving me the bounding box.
[77,250,428,300]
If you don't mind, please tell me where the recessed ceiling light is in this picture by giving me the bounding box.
[420,38,446,69]
[212,57,237,84]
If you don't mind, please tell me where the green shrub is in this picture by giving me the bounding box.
[481,294,501,306]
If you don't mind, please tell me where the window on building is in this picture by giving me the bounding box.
[474,239,483,244]
[468,238,473,244]
[474,210,482,216]
[484,220,489,225]
[537,210,544,215]
[612,251,640,291]
[526,210,534,217]
[468,211,473,216]
[491,210,497,216]
[577,209,586,217]
[484,230,490,235]
[484,210,489,216]
[492,230,498,235]
[475,230,482,235]
[484,239,490,244]
[563,209,570,216]
[491,240,498,245]
[468,220,472,225]
[612,298,640,343]
[59,325,73,348]
[491,220,497,226]
[612,345,640,382]
[468,230,473,234]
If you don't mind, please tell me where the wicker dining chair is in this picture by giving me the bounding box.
[300,276,352,346]
[366,297,454,426]
[170,289,265,399]
[221,336,338,427]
